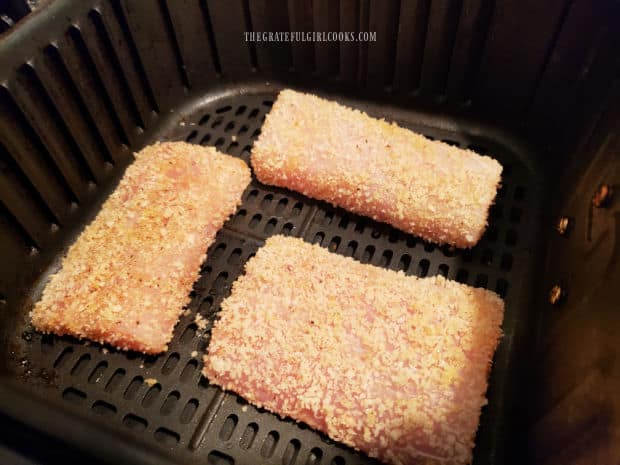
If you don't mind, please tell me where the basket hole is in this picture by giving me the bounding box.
[199,114,211,125]
[313,232,325,245]
[211,118,223,129]
[143,354,159,368]
[438,264,449,277]
[263,218,277,234]
[307,447,323,465]
[321,210,334,226]
[514,185,525,201]
[406,236,416,248]
[142,383,162,408]
[92,400,116,417]
[88,361,108,384]
[354,221,366,234]
[181,324,197,343]
[238,124,249,135]
[345,241,358,257]
[71,354,91,376]
[424,242,435,253]
[456,269,469,283]
[215,137,225,148]
[262,100,273,107]
[496,279,509,298]
[281,222,294,235]
[283,439,301,465]
[161,391,180,415]
[331,456,345,465]
[186,130,197,142]
[123,414,147,432]
[441,139,460,147]
[216,105,232,114]
[275,198,288,214]
[249,214,262,229]
[248,108,259,119]
[261,431,280,458]
[338,217,349,229]
[379,249,392,267]
[417,259,430,277]
[361,245,375,263]
[219,414,238,441]
[226,141,239,153]
[505,229,518,246]
[200,133,211,145]
[500,253,513,271]
[154,427,180,445]
[252,128,261,138]
[440,245,456,257]
[462,249,473,262]
[162,353,180,375]
[54,347,74,369]
[398,254,411,272]
[124,376,144,400]
[329,236,341,252]
[212,243,226,259]
[180,359,199,383]
[261,193,274,209]
[510,207,522,223]
[208,450,234,465]
[240,422,258,449]
[105,368,126,393]
[200,296,214,313]
[235,105,247,115]
[287,201,302,216]
[474,274,489,288]
[481,249,493,266]
[227,248,243,265]
[233,210,247,226]
[62,387,86,404]
[213,271,229,290]
[180,398,199,424]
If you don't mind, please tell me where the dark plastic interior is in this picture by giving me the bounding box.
[0,1,618,465]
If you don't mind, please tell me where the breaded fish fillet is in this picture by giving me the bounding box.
[203,235,504,465]
[251,90,502,248]
[32,142,250,354]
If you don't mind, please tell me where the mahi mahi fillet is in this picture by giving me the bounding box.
[31,142,250,354]
[203,235,504,465]
[251,89,502,248]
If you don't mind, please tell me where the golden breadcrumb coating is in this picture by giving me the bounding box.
[203,235,504,465]
[251,89,502,248]
[31,142,250,354]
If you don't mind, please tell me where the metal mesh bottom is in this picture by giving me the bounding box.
[9,89,544,465]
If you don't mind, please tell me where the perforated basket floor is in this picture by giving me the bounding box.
[8,87,544,465]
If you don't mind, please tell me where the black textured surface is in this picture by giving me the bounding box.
[1,1,618,464]
[3,90,544,465]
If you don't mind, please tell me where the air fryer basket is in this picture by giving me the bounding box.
[1,1,619,465]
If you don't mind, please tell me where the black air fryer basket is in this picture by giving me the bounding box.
[0,1,619,464]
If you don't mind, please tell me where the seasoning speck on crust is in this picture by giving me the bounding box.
[203,235,504,465]
[31,142,251,354]
[251,89,503,248]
